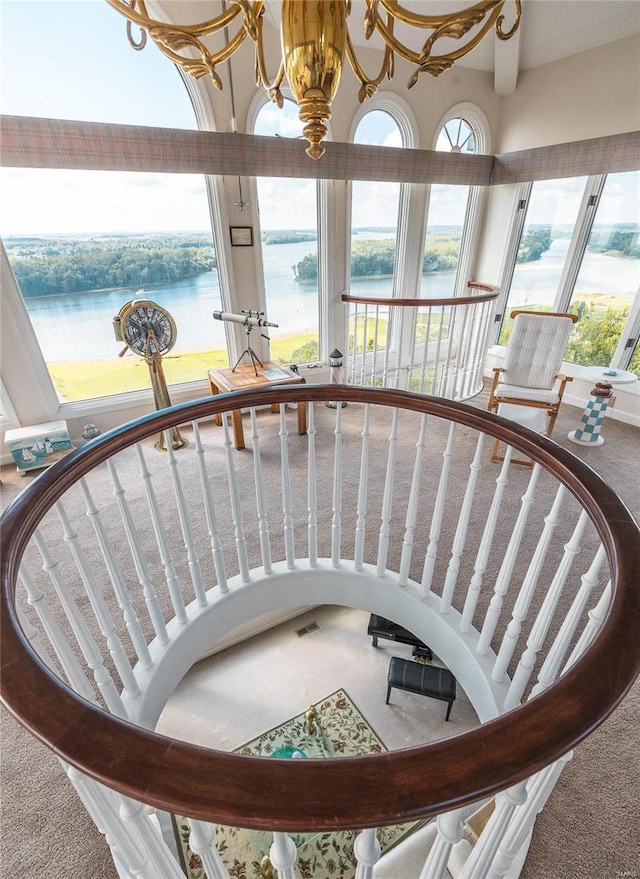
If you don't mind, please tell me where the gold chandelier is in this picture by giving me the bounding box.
[105,0,521,159]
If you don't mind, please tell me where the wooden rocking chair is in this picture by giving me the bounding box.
[487,310,578,464]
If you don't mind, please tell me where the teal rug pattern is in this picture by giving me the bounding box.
[173,689,421,878]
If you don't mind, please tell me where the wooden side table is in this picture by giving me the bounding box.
[207,362,307,450]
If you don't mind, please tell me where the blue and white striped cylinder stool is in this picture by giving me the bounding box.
[568,382,614,447]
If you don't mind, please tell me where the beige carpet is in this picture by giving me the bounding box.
[1,390,639,878]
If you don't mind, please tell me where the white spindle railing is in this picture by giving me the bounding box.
[3,384,636,879]
[343,282,499,400]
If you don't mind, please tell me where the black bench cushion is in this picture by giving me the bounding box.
[387,657,456,701]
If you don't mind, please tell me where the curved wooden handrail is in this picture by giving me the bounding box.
[2,384,639,833]
[341,280,499,309]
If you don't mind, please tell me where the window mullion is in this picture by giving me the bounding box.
[553,174,606,313]
[492,181,531,341]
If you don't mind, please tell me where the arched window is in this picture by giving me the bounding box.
[0,2,223,404]
[350,110,403,296]
[252,99,320,365]
[422,107,488,298]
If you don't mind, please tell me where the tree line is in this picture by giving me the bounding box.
[5,235,216,297]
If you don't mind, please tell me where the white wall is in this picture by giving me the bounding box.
[495,35,640,152]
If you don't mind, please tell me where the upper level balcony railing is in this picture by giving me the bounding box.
[2,384,639,879]
[342,281,499,400]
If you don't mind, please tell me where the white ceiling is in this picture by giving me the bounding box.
[262,0,640,73]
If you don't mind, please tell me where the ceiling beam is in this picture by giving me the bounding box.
[494,19,521,95]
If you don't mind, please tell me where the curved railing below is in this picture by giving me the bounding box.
[342,281,499,400]
[2,384,639,879]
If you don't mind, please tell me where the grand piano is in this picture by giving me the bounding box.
[367,614,433,659]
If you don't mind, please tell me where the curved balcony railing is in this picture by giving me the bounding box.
[342,281,499,400]
[2,384,639,879]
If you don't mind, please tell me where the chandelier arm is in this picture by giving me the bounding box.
[496,0,522,39]
[252,11,285,96]
[377,0,506,28]
[146,24,250,88]
[104,0,241,38]
[345,29,394,102]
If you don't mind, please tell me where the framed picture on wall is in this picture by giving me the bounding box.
[230,226,253,246]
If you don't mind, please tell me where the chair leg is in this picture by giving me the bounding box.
[445,700,453,722]
[386,684,392,705]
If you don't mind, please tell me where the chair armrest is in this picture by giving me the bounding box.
[555,373,573,401]
[487,368,504,412]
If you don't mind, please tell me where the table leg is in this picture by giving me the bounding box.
[297,401,307,436]
[208,380,222,426]
[230,409,245,450]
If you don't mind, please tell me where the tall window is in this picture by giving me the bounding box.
[1,1,224,403]
[498,177,587,344]
[564,170,640,367]
[497,171,639,373]
[422,117,477,298]
[350,111,402,295]
[253,100,319,365]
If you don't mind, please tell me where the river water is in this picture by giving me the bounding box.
[22,236,639,363]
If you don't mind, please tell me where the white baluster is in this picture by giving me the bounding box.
[16,597,58,674]
[449,304,470,400]
[421,422,457,598]
[564,579,612,670]
[107,458,169,643]
[360,304,369,386]
[418,808,465,879]
[531,544,607,698]
[279,406,296,569]
[250,408,273,575]
[269,831,297,879]
[381,306,392,388]
[461,447,512,631]
[136,443,187,624]
[355,404,371,572]
[399,414,428,586]
[376,407,399,577]
[350,303,359,385]
[485,754,572,879]
[188,819,231,879]
[417,306,433,394]
[477,464,541,658]
[193,421,229,593]
[505,510,590,710]
[119,796,186,877]
[164,434,207,607]
[369,306,381,387]
[354,827,381,879]
[430,307,446,395]
[331,401,344,568]
[489,483,564,674]
[20,566,96,701]
[438,305,458,397]
[440,433,485,613]
[459,783,528,879]
[405,306,419,392]
[33,529,127,717]
[395,305,408,390]
[56,497,143,696]
[222,414,251,582]
[307,402,318,567]
[67,767,164,879]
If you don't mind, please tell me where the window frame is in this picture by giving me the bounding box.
[492,171,640,372]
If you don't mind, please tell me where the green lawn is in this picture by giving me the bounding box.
[49,333,320,402]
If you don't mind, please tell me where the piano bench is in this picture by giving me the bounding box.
[386,657,457,721]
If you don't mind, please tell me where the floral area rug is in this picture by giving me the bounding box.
[173,689,422,878]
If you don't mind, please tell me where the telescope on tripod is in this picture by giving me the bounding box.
[213,309,279,374]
